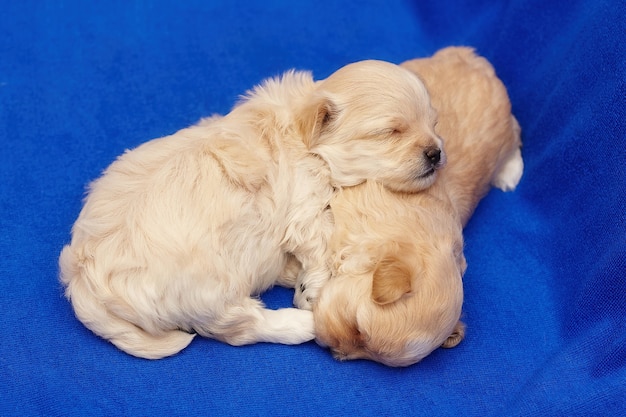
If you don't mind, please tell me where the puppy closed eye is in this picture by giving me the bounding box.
[370,124,408,140]
[393,123,409,135]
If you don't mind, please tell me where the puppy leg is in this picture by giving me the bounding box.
[441,321,466,348]
[276,254,302,288]
[195,298,315,345]
[256,308,315,344]
[292,210,335,310]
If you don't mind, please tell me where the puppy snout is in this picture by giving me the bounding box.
[424,147,442,166]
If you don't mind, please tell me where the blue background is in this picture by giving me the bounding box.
[1,1,624,415]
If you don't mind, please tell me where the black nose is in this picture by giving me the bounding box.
[425,147,441,166]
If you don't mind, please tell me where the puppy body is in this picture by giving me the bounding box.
[60,61,442,359]
[314,47,524,367]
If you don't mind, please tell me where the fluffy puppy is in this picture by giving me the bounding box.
[314,47,524,366]
[59,60,442,359]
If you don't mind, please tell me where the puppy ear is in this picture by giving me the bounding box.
[371,254,413,305]
[298,94,337,149]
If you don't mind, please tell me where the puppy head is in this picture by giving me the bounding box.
[314,239,464,367]
[299,60,445,193]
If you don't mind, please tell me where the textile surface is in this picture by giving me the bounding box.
[1,1,624,415]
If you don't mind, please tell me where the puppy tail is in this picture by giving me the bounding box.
[59,245,196,359]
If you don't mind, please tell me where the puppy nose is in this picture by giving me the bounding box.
[424,147,441,166]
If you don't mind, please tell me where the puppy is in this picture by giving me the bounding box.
[59,60,442,359]
[313,47,524,366]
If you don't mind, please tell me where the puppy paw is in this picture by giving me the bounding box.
[293,266,331,310]
[441,321,466,348]
[293,282,317,310]
[492,147,524,191]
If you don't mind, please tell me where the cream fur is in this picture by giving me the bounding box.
[59,60,441,359]
[313,47,524,367]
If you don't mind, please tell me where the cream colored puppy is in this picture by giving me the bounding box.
[59,60,442,359]
[314,47,524,367]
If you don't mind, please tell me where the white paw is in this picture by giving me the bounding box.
[293,282,317,310]
[288,309,315,343]
[293,267,330,310]
[492,147,524,191]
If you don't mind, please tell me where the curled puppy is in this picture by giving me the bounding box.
[314,47,524,367]
[59,60,441,359]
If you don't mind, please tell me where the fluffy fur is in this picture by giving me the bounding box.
[313,47,524,367]
[59,60,442,359]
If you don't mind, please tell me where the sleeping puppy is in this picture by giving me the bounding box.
[59,60,442,359]
[313,47,524,366]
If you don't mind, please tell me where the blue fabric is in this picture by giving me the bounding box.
[1,1,624,415]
